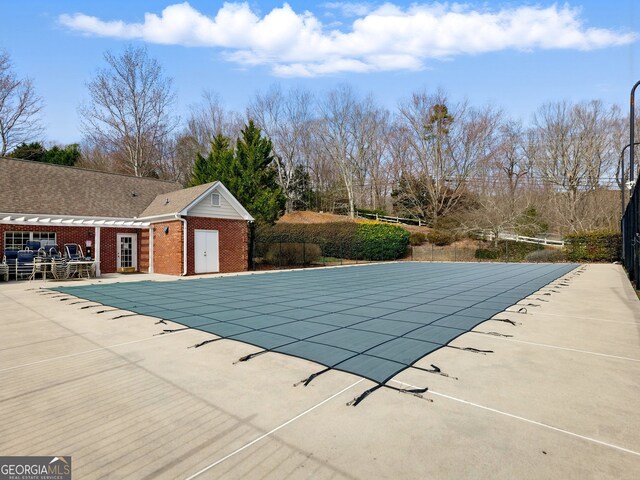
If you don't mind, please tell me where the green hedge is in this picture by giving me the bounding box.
[564,231,621,262]
[256,222,409,261]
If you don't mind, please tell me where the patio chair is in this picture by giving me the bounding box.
[4,249,19,279]
[25,240,41,251]
[51,259,71,280]
[29,256,48,280]
[16,250,35,279]
[65,243,84,260]
[44,244,60,257]
[0,256,9,281]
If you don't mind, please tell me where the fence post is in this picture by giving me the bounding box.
[431,244,434,262]
[454,245,457,262]
[303,241,306,267]
[252,240,256,271]
[279,241,282,269]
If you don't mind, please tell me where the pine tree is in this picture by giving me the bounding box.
[189,121,285,223]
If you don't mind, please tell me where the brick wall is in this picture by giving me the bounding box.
[1,219,248,277]
[185,217,249,275]
[151,220,184,276]
[99,228,141,273]
[139,229,150,272]
[0,224,141,274]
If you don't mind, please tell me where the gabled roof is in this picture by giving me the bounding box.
[140,181,254,221]
[139,182,214,217]
[0,157,180,218]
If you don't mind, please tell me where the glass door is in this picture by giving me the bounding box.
[117,234,137,271]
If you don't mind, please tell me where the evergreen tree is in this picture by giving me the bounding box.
[8,142,80,166]
[189,133,233,186]
[8,142,46,162]
[189,121,285,224]
[44,144,80,166]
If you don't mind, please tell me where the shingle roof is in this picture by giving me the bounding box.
[139,182,216,217]
[0,157,181,218]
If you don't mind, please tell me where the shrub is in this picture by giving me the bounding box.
[475,248,500,260]
[355,223,410,260]
[524,249,566,263]
[564,231,621,262]
[256,222,409,261]
[409,232,427,246]
[474,240,541,262]
[427,230,456,246]
[264,242,321,266]
[500,241,541,262]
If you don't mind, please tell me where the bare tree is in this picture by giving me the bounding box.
[532,100,620,232]
[185,90,242,153]
[79,46,177,177]
[316,85,388,217]
[249,84,315,212]
[0,51,43,156]
[397,90,499,224]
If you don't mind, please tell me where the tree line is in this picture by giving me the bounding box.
[1,46,634,234]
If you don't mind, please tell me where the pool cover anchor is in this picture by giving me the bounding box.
[474,331,514,338]
[154,327,190,336]
[347,384,429,407]
[293,367,332,387]
[189,337,223,349]
[111,313,141,320]
[412,364,458,380]
[234,350,269,364]
[447,346,494,355]
[492,318,520,326]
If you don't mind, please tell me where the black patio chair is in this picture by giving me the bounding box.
[42,244,60,257]
[25,240,41,251]
[16,250,35,279]
[64,243,84,260]
[4,249,18,279]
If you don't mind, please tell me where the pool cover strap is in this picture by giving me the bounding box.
[412,364,457,380]
[294,367,332,387]
[347,384,429,407]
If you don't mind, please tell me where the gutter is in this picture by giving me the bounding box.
[176,214,188,276]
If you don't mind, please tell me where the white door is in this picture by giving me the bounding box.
[194,230,219,274]
[117,234,137,271]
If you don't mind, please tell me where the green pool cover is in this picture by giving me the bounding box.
[53,262,577,385]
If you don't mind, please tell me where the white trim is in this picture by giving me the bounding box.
[0,212,150,229]
[177,215,188,276]
[181,182,254,221]
[94,227,101,277]
[148,227,154,274]
[135,213,178,222]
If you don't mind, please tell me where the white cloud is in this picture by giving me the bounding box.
[322,2,375,17]
[59,2,637,77]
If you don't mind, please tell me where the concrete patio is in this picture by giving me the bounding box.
[0,263,639,479]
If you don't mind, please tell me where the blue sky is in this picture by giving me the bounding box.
[1,1,638,144]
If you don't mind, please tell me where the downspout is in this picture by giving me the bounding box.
[176,214,188,276]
